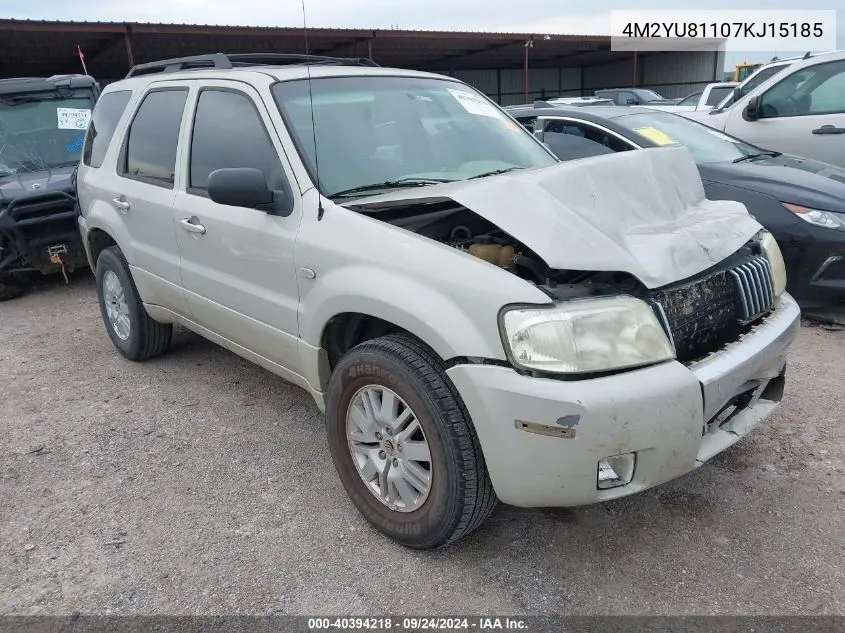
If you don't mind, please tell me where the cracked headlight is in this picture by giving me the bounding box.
[783,202,845,231]
[760,230,787,299]
[500,296,675,375]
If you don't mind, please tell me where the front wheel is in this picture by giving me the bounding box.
[325,334,497,549]
[95,246,172,361]
[0,274,28,302]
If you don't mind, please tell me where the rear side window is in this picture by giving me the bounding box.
[188,89,284,192]
[83,90,131,168]
[121,89,188,187]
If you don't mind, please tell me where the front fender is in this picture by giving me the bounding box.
[300,264,505,362]
[295,195,552,365]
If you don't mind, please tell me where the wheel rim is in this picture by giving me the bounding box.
[103,270,131,341]
[346,385,433,512]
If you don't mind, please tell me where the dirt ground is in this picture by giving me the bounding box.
[1,273,843,615]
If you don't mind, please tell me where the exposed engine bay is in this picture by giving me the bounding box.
[357,200,644,300]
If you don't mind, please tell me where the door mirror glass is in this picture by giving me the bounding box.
[743,96,762,121]
[207,167,278,210]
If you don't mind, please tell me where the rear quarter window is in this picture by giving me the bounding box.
[83,90,132,168]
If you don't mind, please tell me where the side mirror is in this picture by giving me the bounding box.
[743,95,762,121]
[207,167,292,216]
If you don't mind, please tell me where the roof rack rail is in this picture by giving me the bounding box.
[126,52,379,78]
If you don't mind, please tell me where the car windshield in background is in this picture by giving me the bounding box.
[272,76,556,198]
[616,111,764,164]
[633,89,665,102]
[0,93,94,176]
[705,86,734,106]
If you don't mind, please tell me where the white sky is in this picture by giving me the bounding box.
[1,0,842,70]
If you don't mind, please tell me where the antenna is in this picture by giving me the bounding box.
[301,0,325,220]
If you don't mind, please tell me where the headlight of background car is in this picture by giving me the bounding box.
[783,202,845,231]
[500,296,675,375]
[760,230,787,298]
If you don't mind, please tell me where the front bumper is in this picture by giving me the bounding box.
[0,191,86,275]
[446,292,800,507]
[779,223,845,307]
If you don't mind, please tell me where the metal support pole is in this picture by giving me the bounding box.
[632,49,638,87]
[124,25,135,69]
[523,42,530,102]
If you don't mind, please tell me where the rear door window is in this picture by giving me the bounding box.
[120,89,188,187]
[83,90,131,168]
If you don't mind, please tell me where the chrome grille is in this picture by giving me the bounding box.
[729,256,775,323]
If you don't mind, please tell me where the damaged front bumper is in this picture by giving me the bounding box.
[446,292,800,507]
[0,191,87,276]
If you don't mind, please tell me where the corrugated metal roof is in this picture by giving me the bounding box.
[0,18,607,39]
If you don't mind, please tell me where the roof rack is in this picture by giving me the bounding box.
[126,52,380,78]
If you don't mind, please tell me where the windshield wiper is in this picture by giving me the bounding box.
[467,167,523,180]
[329,177,454,199]
[732,151,782,163]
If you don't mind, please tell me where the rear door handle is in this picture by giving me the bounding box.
[812,125,845,135]
[179,217,206,235]
[112,196,130,212]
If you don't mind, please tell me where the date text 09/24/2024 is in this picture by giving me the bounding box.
[621,22,825,38]
[307,618,528,630]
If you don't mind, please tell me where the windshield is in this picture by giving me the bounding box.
[633,89,664,102]
[0,92,94,177]
[272,76,556,197]
[615,111,765,164]
[737,65,790,98]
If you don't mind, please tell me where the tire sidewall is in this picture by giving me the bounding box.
[95,248,144,359]
[327,347,462,548]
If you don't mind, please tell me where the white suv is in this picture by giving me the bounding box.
[682,50,845,167]
[77,53,800,549]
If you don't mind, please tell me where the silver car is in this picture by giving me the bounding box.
[77,53,799,549]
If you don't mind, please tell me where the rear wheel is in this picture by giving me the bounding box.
[0,274,28,302]
[95,246,172,361]
[326,334,497,549]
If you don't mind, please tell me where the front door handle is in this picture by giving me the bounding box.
[179,217,206,235]
[112,196,130,212]
[812,125,845,135]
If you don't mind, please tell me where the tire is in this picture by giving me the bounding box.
[326,333,497,549]
[95,245,172,361]
[0,275,28,302]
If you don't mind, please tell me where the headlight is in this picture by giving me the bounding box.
[500,296,675,375]
[783,202,845,231]
[760,231,787,298]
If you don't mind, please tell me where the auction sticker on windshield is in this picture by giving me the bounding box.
[57,108,91,130]
[447,89,501,118]
[633,126,680,146]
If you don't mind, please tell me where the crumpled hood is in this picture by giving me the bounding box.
[349,146,763,289]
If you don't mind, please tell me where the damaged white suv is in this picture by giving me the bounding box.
[77,53,800,549]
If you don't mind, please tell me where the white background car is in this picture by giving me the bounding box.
[643,82,737,113]
[682,51,845,168]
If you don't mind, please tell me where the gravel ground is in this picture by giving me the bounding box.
[1,273,844,616]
